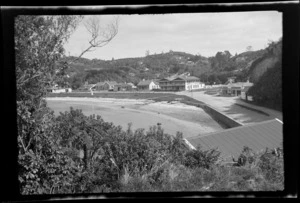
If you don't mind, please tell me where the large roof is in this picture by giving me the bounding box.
[84,84,96,89]
[106,81,118,85]
[115,83,132,87]
[163,75,179,81]
[186,119,283,159]
[159,74,200,82]
[95,82,105,86]
[225,81,254,88]
[137,80,155,86]
[177,75,200,81]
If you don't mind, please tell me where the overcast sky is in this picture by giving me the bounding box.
[63,11,282,60]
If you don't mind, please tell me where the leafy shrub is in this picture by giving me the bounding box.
[258,148,284,185]
[183,145,221,169]
[18,110,80,194]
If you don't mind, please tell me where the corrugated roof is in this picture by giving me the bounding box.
[84,84,96,88]
[179,75,200,81]
[115,83,132,87]
[127,82,136,87]
[137,80,154,86]
[242,86,251,92]
[227,82,254,88]
[95,82,106,86]
[166,75,179,81]
[159,74,200,82]
[186,119,283,159]
[105,81,117,85]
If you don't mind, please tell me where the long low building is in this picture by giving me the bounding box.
[159,73,205,91]
[113,83,133,91]
[185,119,283,159]
[221,78,253,97]
[94,81,118,91]
[47,87,72,93]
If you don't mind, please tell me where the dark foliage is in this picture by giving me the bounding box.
[248,60,282,110]
[184,146,221,169]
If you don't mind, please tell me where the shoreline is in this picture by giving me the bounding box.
[46,97,224,138]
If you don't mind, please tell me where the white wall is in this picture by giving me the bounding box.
[185,81,204,90]
[52,88,72,93]
[52,89,66,93]
[149,82,160,90]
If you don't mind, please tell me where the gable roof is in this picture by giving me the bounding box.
[159,78,171,82]
[186,119,283,159]
[95,82,106,86]
[137,80,154,86]
[159,74,201,82]
[167,75,180,81]
[126,82,136,87]
[181,75,200,81]
[114,83,132,87]
[227,82,254,88]
[152,81,159,85]
[173,77,186,81]
[84,84,96,89]
[105,81,118,86]
[242,86,252,92]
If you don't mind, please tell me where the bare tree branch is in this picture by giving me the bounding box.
[74,16,119,60]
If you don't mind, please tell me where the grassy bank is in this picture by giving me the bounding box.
[235,103,270,116]
[46,92,206,107]
[240,99,282,112]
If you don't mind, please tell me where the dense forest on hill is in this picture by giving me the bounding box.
[64,38,282,89]
[63,46,271,88]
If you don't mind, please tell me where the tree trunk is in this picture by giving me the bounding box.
[83,145,89,169]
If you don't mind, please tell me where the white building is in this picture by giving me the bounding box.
[47,87,72,93]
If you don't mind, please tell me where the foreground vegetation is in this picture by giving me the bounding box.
[19,107,284,194]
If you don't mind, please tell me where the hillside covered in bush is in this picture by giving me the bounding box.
[63,39,283,111]
[63,46,271,88]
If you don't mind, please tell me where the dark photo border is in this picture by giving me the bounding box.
[1,1,299,201]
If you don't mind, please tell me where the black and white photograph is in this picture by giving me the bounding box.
[1,2,299,200]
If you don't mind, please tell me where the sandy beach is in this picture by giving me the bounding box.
[46,97,224,138]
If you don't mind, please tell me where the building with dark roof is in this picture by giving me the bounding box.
[113,83,133,91]
[94,81,117,91]
[221,80,253,97]
[137,80,160,91]
[185,119,283,159]
[94,82,106,91]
